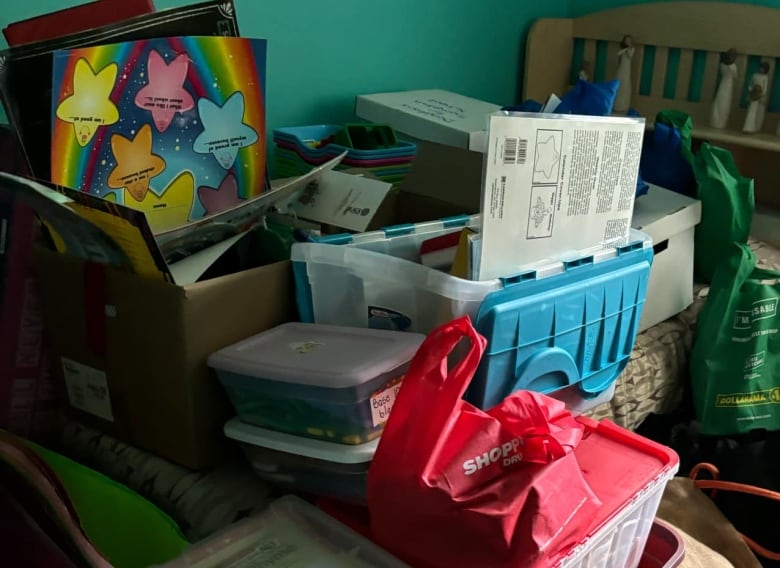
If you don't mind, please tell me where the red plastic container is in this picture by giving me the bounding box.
[638,520,685,568]
[320,416,680,568]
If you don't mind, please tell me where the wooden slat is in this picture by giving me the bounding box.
[604,41,621,82]
[733,53,750,107]
[651,46,668,99]
[572,1,780,57]
[634,44,646,94]
[700,51,721,103]
[523,18,575,101]
[764,59,776,119]
[676,49,695,101]
[582,38,597,80]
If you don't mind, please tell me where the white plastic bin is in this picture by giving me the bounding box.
[225,418,377,504]
[555,417,680,568]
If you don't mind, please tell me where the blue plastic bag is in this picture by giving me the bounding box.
[503,79,648,197]
[639,121,697,198]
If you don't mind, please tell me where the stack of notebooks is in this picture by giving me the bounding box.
[273,124,417,187]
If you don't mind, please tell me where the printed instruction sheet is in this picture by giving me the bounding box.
[477,112,645,280]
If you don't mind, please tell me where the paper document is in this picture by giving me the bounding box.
[477,112,645,280]
[155,152,346,251]
[281,170,393,232]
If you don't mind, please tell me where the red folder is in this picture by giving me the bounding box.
[3,0,155,46]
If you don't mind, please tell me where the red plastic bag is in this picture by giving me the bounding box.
[367,316,601,568]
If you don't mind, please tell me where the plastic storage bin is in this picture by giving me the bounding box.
[225,418,377,504]
[159,494,407,567]
[294,218,652,412]
[209,323,424,444]
[292,214,498,334]
[467,233,653,409]
[638,520,685,568]
[274,124,417,187]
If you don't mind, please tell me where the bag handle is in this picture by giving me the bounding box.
[407,315,487,398]
[690,463,780,561]
[378,316,487,460]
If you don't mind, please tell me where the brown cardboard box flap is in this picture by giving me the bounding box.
[400,140,483,214]
[35,247,294,469]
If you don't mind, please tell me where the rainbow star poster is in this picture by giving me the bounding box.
[50,36,267,234]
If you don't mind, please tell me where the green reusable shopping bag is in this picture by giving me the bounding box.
[693,143,754,283]
[691,242,780,435]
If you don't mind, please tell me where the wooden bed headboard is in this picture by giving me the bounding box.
[524,1,780,150]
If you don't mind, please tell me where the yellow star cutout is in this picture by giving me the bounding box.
[105,171,195,234]
[55,58,120,147]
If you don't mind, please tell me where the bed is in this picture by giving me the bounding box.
[524,0,780,214]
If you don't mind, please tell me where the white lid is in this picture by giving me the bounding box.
[632,184,702,243]
[208,323,424,388]
[225,418,379,464]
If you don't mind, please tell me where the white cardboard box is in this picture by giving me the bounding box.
[631,185,702,332]
[354,89,501,152]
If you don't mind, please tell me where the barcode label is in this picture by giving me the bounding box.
[503,137,528,165]
[517,138,528,164]
[503,137,517,164]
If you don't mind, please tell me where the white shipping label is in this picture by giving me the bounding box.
[370,380,403,426]
[61,358,114,422]
[477,113,645,280]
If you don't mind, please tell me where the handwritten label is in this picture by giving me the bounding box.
[140,95,186,111]
[370,379,403,426]
[117,166,158,186]
[204,135,250,153]
[399,97,468,124]
[61,358,113,422]
[288,341,322,354]
[69,115,107,124]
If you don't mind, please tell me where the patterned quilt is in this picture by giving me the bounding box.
[57,240,780,543]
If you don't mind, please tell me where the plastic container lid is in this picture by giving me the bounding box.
[208,323,424,388]
[158,494,408,567]
[225,418,379,464]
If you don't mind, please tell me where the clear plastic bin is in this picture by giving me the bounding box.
[293,215,497,334]
[209,323,424,444]
[159,494,408,567]
[225,418,377,504]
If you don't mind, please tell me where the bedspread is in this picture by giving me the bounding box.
[57,239,780,542]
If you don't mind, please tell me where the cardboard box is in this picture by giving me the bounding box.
[631,185,702,332]
[384,140,483,224]
[355,89,501,152]
[35,249,295,469]
[313,141,484,232]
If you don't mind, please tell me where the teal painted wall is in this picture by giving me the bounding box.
[0,0,568,132]
[570,0,780,17]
